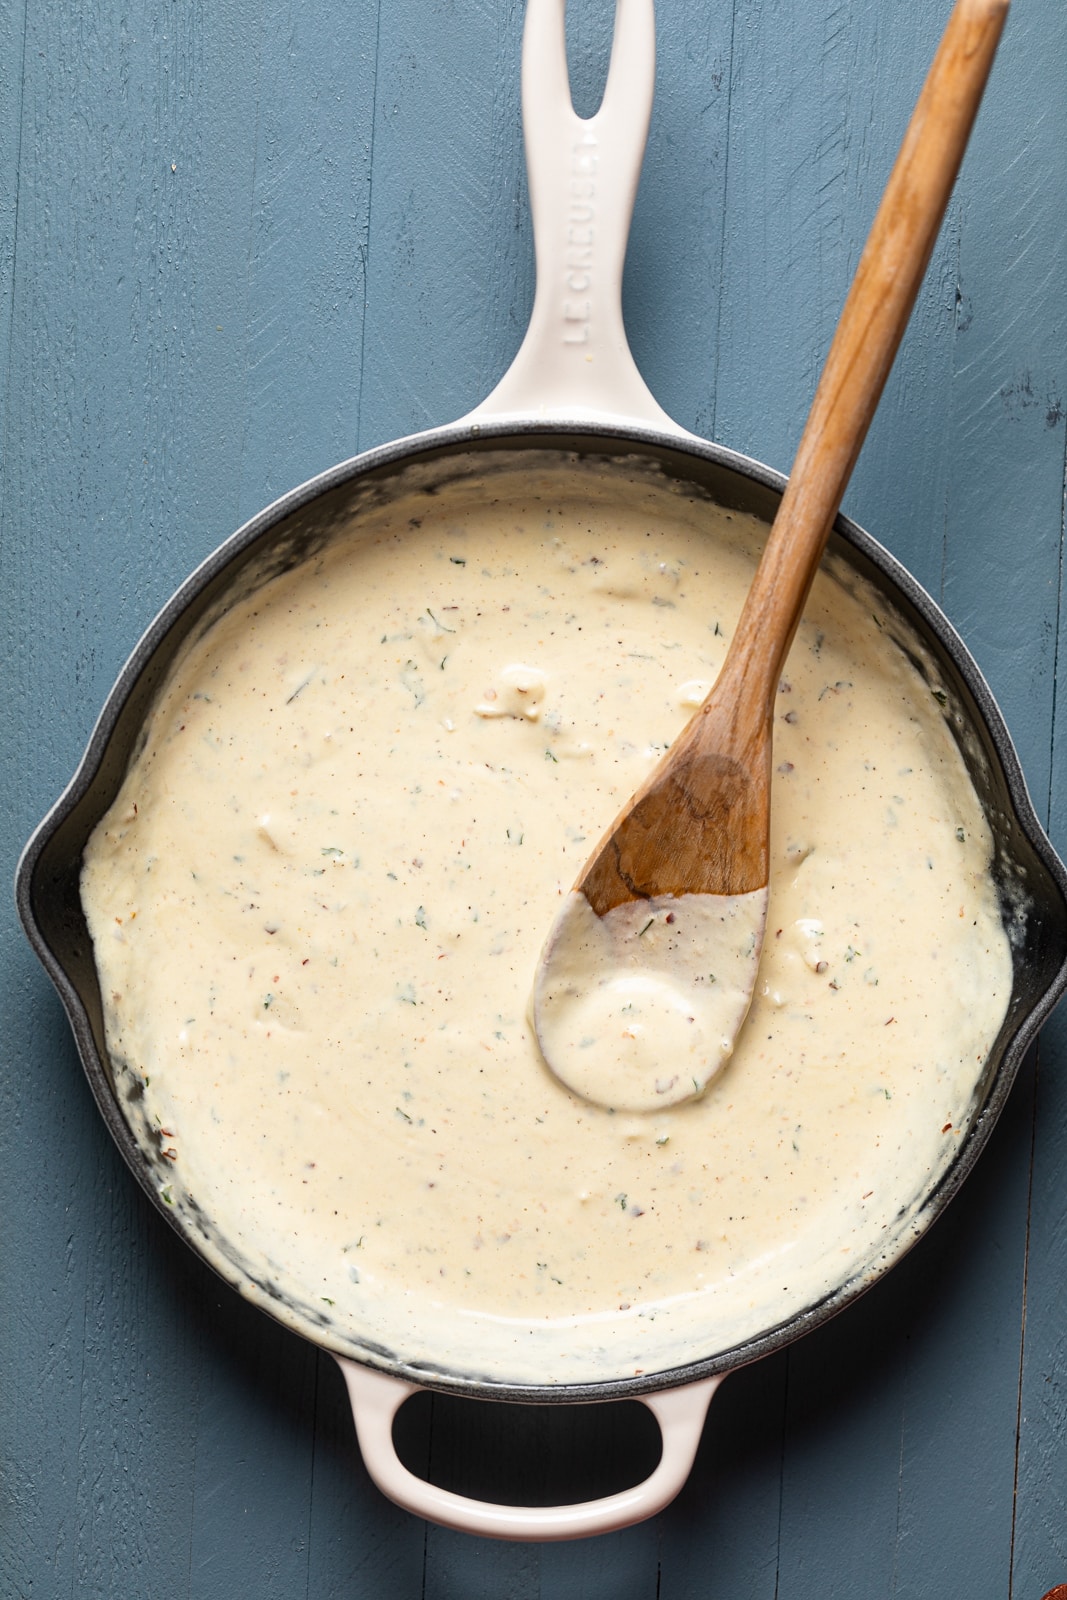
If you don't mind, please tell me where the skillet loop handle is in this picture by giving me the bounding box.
[467,0,684,434]
[336,1357,722,1542]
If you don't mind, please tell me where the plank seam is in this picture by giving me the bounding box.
[1007,1044,1041,1600]
[1042,406,1067,831]
[772,1350,789,1600]
[354,0,384,457]
[0,0,30,539]
[939,219,966,609]
[709,0,739,446]
[1011,350,1067,1600]
[305,1354,321,1600]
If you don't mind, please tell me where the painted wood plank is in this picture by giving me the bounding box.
[307,1358,432,1600]
[657,1352,788,1600]
[625,0,735,439]
[1013,1008,1067,1598]
[1012,0,1067,1545]
[234,0,379,520]
[0,0,27,465]
[938,0,1067,798]
[769,1064,1037,1600]
[713,0,946,471]
[0,979,196,1600]
[355,0,529,451]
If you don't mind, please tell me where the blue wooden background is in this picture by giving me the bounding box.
[2,0,1065,1594]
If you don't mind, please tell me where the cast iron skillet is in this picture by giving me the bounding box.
[16,0,1067,1541]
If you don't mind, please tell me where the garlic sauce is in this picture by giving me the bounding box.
[81,457,1012,1384]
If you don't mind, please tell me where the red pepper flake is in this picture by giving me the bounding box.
[665,912,675,924]
[941,1122,953,1133]
[884,1016,896,1025]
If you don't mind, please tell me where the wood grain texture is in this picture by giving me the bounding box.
[2,0,1065,1596]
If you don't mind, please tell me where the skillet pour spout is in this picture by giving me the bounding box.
[15,0,1067,1547]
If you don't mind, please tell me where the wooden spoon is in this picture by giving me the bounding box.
[533,0,1009,1112]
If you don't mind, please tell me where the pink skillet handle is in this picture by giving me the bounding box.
[336,1357,723,1541]
[465,0,687,435]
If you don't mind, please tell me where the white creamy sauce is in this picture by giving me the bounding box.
[81,457,1013,1385]
[532,888,768,1111]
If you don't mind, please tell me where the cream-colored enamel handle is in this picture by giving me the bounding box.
[467,0,685,433]
[336,1358,722,1541]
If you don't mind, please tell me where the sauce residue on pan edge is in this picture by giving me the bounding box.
[80,456,1012,1385]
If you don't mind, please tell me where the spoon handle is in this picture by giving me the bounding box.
[717,0,1009,727]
